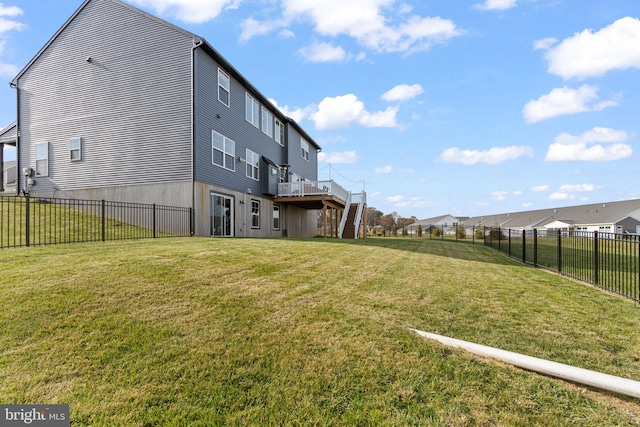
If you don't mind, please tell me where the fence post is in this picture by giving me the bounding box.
[505,228,508,256]
[101,200,106,241]
[557,230,562,273]
[522,229,526,263]
[25,193,30,247]
[153,204,157,238]
[593,231,599,285]
[190,207,194,236]
[533,228,538,267]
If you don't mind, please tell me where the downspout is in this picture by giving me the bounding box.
[9,81,19,195]
[191,39,203,235]
[412,329,640,399]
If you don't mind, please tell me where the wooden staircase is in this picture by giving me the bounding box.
[341,203,359,239]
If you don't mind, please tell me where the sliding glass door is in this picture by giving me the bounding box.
[211,193,234,237]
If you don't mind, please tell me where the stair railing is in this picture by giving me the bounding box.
[338,192,352,239]
[352,191,366,239]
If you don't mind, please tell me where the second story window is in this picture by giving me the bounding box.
[275,119,284,146]
[218,69,230,107]
[301,138,309,161]
[246,149,260,181]
[212,130,235,171]
[262,107,273,138]
[246,93,259,128]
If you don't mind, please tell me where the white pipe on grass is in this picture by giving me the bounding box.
[410,329,640,399]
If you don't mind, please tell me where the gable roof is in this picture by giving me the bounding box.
[9,0,320,151]
[0,122,17,143]
[463,199,640,229]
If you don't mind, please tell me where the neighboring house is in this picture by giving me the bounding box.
[0,122,17,193]
[464,199,640,235]
[5,0,364,237]
[399,214,467,235]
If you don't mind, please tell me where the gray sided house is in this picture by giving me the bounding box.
[0,122,17,193]
[465,199,640,235]
[6,0,339,238]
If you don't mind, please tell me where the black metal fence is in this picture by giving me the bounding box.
[372,224,484,243]
[1,195,193,248]
[485,227,640,304]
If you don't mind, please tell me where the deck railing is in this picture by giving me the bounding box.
[278,180,349,203]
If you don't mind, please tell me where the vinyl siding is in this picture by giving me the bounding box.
[193,48,287,195]
[17,0,193,193]
[286,123,318,181]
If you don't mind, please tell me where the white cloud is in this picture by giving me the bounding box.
[370,191,382,198]
[473,0,517,11]
[0,62,18,77]
[381,84,424,102]
[374,165,392,174]
[440,145,533,165]
[533,37,557,50]
[268,98,315,123]
[558,184,596,192]
[271,94,398,130]
[245,0,462,54]
[0,4,22,17]
[240,17,287,42]
[298,42,347,62]
[127,0,241,24]
[385,194,434,208]
[512,190,523,196]
[549,192,572,200]
[491,191,508,201]
[0,6,24,78]
[386,195,404,203]
[545,127,633,162]
[317,150,358,163]
[522,85,619,124]
[541,17,640,80]
[310,94,398,130]
[531,185,549,192]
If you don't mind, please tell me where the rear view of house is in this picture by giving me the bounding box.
[6,0,366,238]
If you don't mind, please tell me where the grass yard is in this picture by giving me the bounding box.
[1,237,639,426]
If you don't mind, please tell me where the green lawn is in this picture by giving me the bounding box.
[1,237,639,426]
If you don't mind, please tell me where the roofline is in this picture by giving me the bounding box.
[11,0,202,85]
[8,0,322,151]
[0,121,16,136]
[195,41,321,151]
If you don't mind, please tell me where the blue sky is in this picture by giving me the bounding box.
[2,0,640,219]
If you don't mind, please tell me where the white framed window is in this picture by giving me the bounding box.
[251,199,260,229]
[246,149,259,181]
[218,68,230,107]
[301,138,310,161]
[70,137,82,161]
[35,142,49,177]
[275,119,284,146]
[245,93,259,128]
[212,130,235,171]
[273,205,280,230]
[261,107,273,137]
